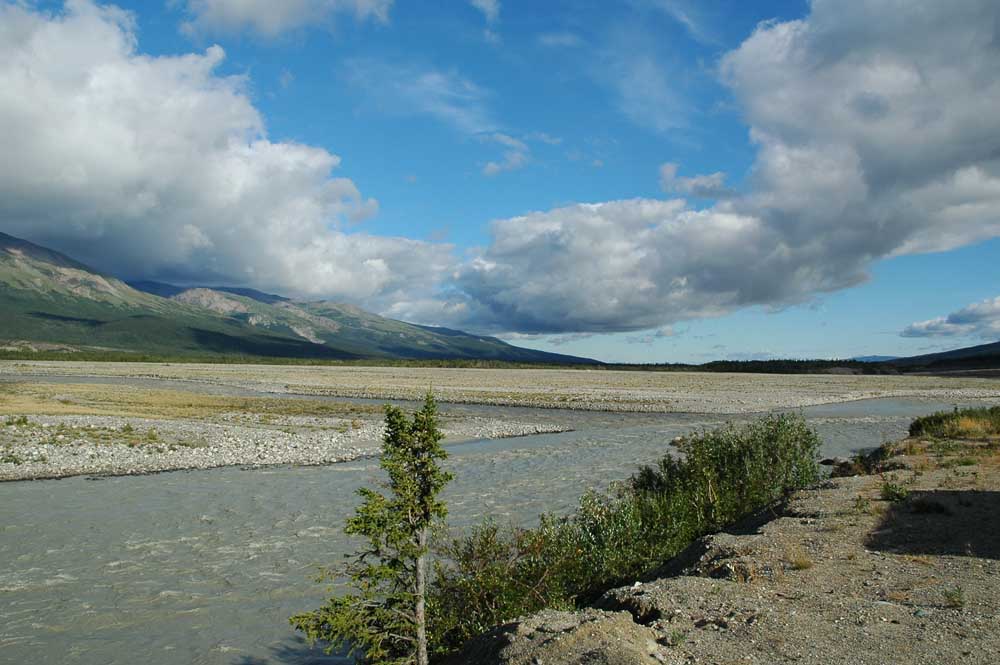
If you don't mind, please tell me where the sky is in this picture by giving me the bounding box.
[1,0,999,363]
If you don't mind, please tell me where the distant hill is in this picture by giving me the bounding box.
[0,231,597,364]
[885,340,1000,373]
[852,355,900,363]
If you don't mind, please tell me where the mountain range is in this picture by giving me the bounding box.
[2,231,997,371]
[0,231,595,363]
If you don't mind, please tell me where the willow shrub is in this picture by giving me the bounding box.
[429,413,820,652]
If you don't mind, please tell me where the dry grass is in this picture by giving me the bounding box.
[786,547,814,571]
[0,382,380,421]
[953,416,995,439]
[885,590,911,603]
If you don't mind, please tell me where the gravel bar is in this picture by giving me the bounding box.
[0,414,571,482]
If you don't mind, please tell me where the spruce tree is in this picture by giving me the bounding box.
[291,393,452,664]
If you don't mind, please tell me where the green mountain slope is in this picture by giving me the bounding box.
[0,232,596,364]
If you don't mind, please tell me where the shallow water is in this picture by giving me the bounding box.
[0,397,987,664]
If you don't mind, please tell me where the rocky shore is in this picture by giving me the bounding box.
[448,435,1000,664]
[0,414,571,481]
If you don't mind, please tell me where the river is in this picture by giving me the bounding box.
[0,397,983,664]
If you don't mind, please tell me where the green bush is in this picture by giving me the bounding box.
[428,413,820,652]
[909,406,1000,439]
[880,481,909,503]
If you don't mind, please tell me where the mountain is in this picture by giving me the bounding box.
[885,340,1000,373]
[0,232,596,364]
[852,355,900,362]
[127,280,289,305]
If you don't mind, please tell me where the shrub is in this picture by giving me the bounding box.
[943,587,965,609]
[909,406,1000,439]
[428,413,820,652]
[880,480,909,503]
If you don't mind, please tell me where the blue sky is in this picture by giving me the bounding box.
[3,0,1000,362]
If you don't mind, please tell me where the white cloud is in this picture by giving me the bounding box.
[456,199,767,333]
[902,297,1000,339]
[180,0,392,37]
[344,58,496,135]
[0,0,451,309]
[721,0,1000,256]
[626,326,676,345]
[596,28,688,134]
[537,31,582,48]
[482,133,528,176]
[345,60,535,176]
[527,132,562,145]
[660,163,734,199]
[446,0,1000,334]
[469,0,499,24]
[642,0,717,45]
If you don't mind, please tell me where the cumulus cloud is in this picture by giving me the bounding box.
[660,163,734,199]
[902,297,1000,339]
[447,0,1000,333]
[0,0,451,307]
[180,0,392,37]
[456,199,763,333]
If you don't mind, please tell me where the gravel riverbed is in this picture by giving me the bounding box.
[0,414,571,481]
[5,361,1000,413]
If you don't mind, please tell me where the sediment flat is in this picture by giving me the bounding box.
[0,376,571,481]
[4,361,1000,413]
[3,361,999,481]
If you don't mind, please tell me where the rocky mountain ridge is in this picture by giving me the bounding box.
[0,231,595,363]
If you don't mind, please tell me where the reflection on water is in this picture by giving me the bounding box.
[0,398,987,664]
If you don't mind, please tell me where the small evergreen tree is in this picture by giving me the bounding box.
[291,393,452,664]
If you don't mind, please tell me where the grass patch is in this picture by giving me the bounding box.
[943,587,965,609]
[786,548,814,570]
[0,382,381,421]
[910,406,1000,440]
[1,450,24,465]
[939,456,977,469]
[426,413,820,653]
